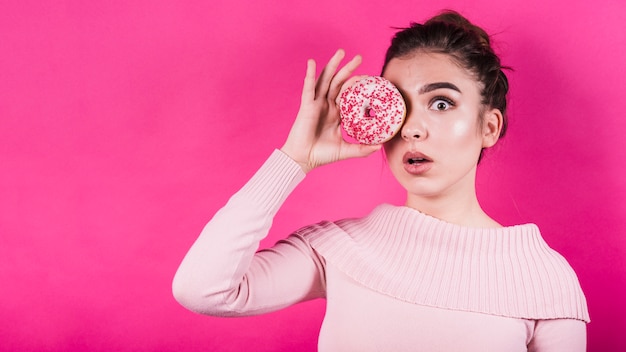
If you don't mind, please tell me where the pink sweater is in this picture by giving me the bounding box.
[173,150,590,351]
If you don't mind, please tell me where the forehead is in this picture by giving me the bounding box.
[383,52,481,96]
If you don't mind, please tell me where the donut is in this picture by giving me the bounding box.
[339,76,406,145]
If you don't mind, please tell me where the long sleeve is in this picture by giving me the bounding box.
[172,150,326,316]
[527,319,587,352]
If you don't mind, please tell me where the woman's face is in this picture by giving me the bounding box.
[383,52,500,204]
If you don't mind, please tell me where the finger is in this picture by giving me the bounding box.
[315,49,346,100]
[301,59,317,104]
[328,54,362,100]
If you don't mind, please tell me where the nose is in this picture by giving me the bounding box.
[401,112,427,141]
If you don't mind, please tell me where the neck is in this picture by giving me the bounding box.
[404,172,500,228]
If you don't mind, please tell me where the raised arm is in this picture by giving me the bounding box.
[172,50,379,316]
[172,150,323,316]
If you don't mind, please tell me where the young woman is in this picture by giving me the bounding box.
[173,11,589,351]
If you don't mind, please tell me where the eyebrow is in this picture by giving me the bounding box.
[418,82,461,94]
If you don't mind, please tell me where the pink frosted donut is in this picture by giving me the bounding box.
[339,76,406,145]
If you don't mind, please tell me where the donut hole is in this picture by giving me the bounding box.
[364,107,377,118]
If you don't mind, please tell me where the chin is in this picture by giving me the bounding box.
[394,178,441,198]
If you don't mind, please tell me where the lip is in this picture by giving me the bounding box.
[402,151,433,175]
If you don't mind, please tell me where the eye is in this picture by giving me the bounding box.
[429,97,454,111]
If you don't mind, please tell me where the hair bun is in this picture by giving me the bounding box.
[426,10,491,46]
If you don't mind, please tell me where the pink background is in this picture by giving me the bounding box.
[1,0,625,351]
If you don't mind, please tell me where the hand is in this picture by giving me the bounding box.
[280,49,382,173]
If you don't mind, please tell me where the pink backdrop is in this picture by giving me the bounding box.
[1,0,625,351]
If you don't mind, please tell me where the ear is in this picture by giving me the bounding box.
[481,108,503,148]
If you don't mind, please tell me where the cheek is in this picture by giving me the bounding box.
[450,119,472,137]
[447,117,481,144]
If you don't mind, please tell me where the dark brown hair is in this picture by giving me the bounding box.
[382,10,510,140]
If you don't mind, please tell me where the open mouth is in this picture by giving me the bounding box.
[407,157,429,164]
[402,152,433,175]
[403,152,432,165]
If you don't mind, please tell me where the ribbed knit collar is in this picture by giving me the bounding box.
[301,204,590,322]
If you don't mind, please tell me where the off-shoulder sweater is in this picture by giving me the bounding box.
[173,150,590,352]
